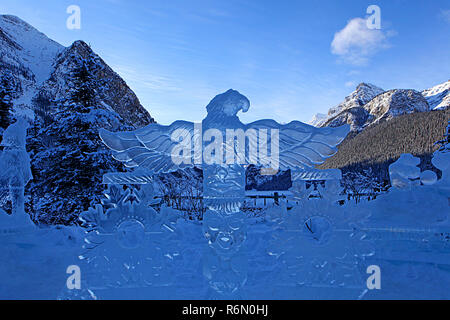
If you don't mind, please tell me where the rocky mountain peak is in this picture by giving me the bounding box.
[309,82,384,128]
[364,89,429,123]
[356,82,382,92]
[309,79,446,132]
[0,14,63,85]
[422,80,450,110]
[323,88,429,131]
[0,15,158,224]
[43,39,155,128]
[0,14,154,128]
[327,83,384,118]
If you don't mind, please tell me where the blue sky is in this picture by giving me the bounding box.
[1,0,449,124]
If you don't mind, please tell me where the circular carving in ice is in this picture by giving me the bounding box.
[420,170,437,186]
[115,219,146,249]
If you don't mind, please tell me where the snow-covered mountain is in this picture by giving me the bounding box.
[309,83,384,128]
[316,81,448,182]
[308,113,327,127]
[0,15,155,224]
[0,15,62,87]
[422,80,450,110]
[0,15,63,121]
[0,14,153,126]
[328,83,385,118]
[325,89,429,131]
[362,89,429,122]
[310,82,434,131]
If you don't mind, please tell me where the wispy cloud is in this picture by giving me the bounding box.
[112,65,181,92]
[207,8,230,18]
[331,17,394,66]
[347,70,361,76]
[186,7,231,25]
[345,81,355,88]
[440,9,450,23]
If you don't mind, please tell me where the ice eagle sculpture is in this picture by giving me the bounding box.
[99,89,349,174]
[99,89,349,298]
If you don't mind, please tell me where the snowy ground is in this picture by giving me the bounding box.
[1,151,449,300]
[1,199,449,300]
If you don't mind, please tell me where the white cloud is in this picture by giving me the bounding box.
[331,18,392,66]
[345,81,355,88]
[440,9,450,23]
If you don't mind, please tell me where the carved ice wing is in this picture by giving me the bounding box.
[245,120,349,170]
[99,120,196,173]
[291,168,342,181]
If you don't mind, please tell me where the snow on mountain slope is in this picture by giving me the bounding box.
[40,40,154,127]
[0,15,62,85]
[0,15,63,115]
[422,80,450,110]
[0,14,153,126]
[325,89,429,131]
[364,89,429,120]
[312,81,435,132]
[0,15,155,224]
[310,83,384,128]
[328,83,385,118]
[308,113,327,127]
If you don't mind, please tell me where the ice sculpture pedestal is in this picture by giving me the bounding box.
[202,164,247,298]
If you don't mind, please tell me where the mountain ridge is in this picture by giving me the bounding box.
[310,80,449,130]
[0,15,155,223]
[0,14,153,126]
[318,109,449,182]
[422,80,450,110]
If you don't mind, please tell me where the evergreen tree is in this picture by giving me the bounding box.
[28,57,132,225]
[0,73,13,134]
[436,120,450,152]
[0,74,12,207]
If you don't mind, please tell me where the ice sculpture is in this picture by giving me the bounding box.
[99,89,349,298]
[75,184,180,294]
[389,153,420,189]
[291,168,342,181]
[0,117,34,227]
[384,152,448,224]
[268,168,373,296]
[432,149,450,188]
[420,170,438,185]
[268,199,373,291]
[357,152,450,299]
[0,119,88,299]
[290,168,343,203]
